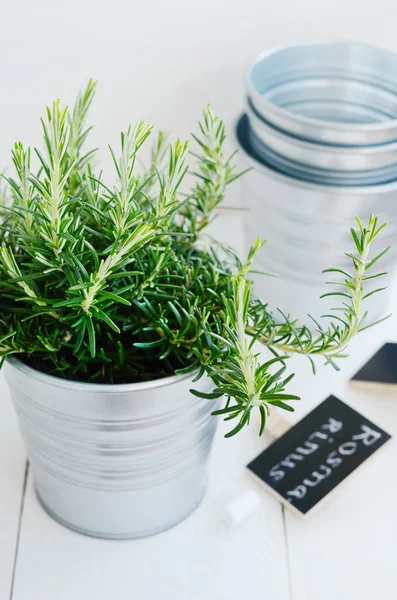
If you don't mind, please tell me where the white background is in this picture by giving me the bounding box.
[2,0,397,185]
[2,2,397,599]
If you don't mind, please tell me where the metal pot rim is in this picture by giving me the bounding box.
[5,355,198,392]
[235,113,397,194]
[247,42,397,138]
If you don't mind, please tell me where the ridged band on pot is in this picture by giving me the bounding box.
[247,43,397,146]
[247,98,397,176]
[247,125,397,187]
[235,115,397,319]
[4,357,218,539]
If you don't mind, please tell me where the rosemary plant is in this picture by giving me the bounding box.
[0,81,390,436]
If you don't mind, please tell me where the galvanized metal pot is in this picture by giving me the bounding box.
[4,357,217,539]
[247,43,397,146]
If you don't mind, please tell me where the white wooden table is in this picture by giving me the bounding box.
[1,213,396,600]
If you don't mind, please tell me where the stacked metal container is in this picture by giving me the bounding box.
[237,43,397,321]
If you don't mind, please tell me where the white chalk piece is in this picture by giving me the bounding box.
[222,490,261,527]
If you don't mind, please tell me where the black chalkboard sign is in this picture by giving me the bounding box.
[351,343,397,391]
[248,396,391,517]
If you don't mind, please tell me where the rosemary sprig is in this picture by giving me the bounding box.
[194,216,389,435]
[182,105,243,238]
[246,215,390,370]
[192,277,299,437]
[30,100,73,263]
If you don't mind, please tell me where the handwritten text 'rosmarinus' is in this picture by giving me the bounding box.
[268,418,382,501]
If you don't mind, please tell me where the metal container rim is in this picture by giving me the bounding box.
[247,42,397,136]
[5,355,198,392]
[235,113,397,194]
